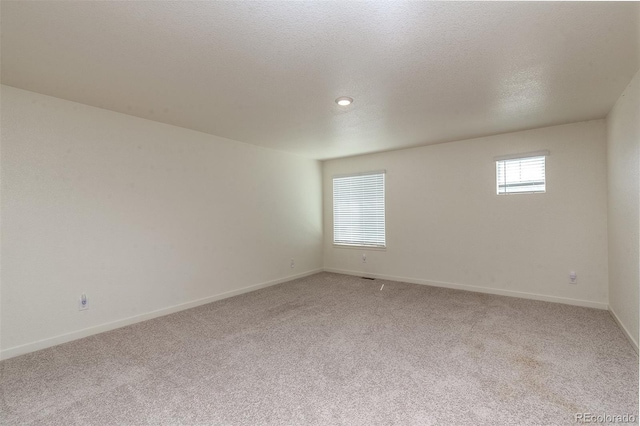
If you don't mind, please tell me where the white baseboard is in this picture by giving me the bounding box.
[608,306,639,354]
[324,268,609,310]
[0,269,323,361]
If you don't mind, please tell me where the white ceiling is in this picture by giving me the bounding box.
[2,2,639,160]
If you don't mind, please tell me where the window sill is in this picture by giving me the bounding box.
[497,191,546,195]
[333,244,387,251]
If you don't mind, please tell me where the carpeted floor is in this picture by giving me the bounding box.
[1,272,638,425]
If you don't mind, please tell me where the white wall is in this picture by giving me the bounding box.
[606,70,640,351]
[0,85,323,359]
[324,120,609,308]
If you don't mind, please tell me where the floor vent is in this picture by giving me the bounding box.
[361,277,375,280]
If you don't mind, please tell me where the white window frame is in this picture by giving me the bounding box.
[495,150,549,195]
[333,171,386,249]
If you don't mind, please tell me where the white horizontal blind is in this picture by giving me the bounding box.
[496,155,546,194]
[333,172,386,247]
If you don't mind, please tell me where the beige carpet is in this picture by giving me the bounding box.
[1,272,638,425]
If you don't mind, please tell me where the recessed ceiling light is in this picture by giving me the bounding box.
[336,96,353,106]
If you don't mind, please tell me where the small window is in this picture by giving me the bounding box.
[333,171,386,248]
[496,155,546,195]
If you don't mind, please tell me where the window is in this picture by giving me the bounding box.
[496,152,547,195]
[333,171,386,248]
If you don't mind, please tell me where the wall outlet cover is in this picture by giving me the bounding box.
[78,294,89,310]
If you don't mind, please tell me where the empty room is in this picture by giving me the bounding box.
[1,1,638,425]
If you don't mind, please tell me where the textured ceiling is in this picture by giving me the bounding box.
[2,1,639,160]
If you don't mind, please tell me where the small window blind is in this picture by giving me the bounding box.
[496,155,546,194]
[333,172,386,247]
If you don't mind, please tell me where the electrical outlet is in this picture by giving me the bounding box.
[569,271,577,285]
[78,293,89,310]
[290,258,295,269]
[362,253,367,263]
